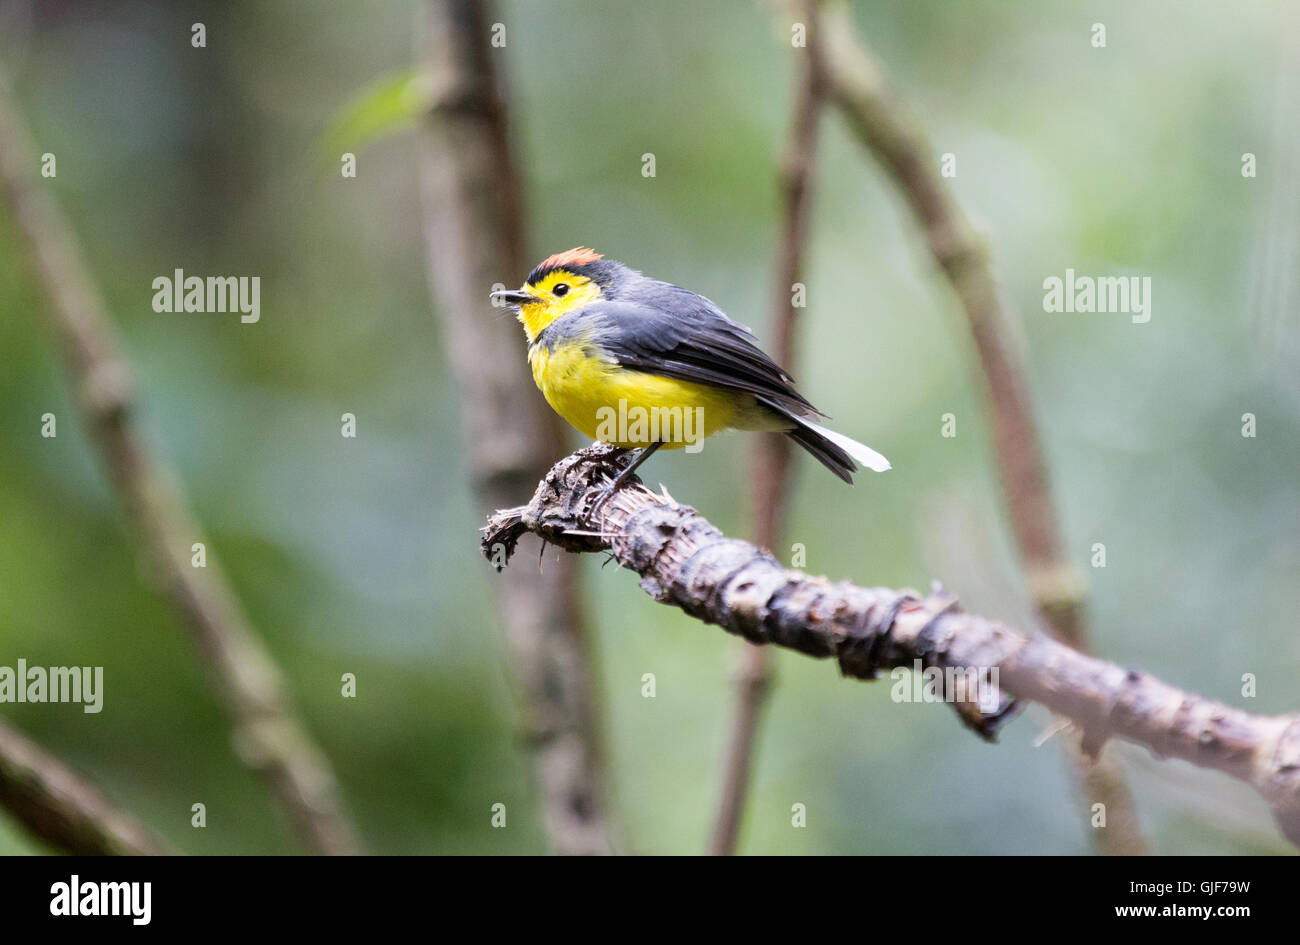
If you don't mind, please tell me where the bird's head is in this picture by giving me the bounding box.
[490,247,627,342]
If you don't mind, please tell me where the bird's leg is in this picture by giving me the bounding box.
[589,441,664,520]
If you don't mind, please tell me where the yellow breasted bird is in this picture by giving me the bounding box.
[490,247,889,506]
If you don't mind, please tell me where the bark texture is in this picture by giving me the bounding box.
[484,444,1300,849]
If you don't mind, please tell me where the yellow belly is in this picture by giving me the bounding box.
[530,342,766,449]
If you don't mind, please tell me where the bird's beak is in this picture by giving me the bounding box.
[490,288,535,306]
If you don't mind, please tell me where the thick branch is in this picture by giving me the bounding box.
[816,2,1146,853]
[417,0,613,855]
[0,70,360,856]
[484,445,1300,849]
[0,718,172,856]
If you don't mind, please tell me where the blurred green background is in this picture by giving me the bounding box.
[1,0,1297,855]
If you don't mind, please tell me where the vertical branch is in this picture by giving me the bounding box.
[815,1,1147,853]
[417,0,613,855]
[0,718,172,856]
[0,70,361,856]
[710,0,825,856]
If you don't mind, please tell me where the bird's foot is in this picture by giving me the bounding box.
[587,463,636,521]
[585,442,664,522]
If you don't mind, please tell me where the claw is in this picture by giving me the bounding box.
[584,441,665,521]
[588,484,620,520]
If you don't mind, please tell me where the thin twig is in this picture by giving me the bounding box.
[711,0,825,857]
[0,69,360,856]
[0,717,173,856]
[482,444,1300,850]
[417,0,613,855]
[815,0,1147,853]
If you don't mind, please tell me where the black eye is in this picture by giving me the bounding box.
[553,283,569,298]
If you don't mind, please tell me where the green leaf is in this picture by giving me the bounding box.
[318,69,434,170]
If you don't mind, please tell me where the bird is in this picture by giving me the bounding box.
[490,247,889,510]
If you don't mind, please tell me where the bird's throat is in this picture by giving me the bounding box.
[518,303,556,345]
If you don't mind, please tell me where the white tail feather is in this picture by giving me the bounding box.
[801,419,891,472]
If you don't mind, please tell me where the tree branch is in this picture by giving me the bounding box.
[815,1,1147,853]
[0,69,360,856]
[711,0,826,857]
[483,444,1300,850]
[417,0,614,855]
[0,718,172,856]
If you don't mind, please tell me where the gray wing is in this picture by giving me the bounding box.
[535,294,822,418]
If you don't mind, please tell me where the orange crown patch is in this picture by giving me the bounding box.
[527,247,605,286]
[537,247,603,271]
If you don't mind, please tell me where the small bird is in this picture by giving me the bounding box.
[491,247,889,507]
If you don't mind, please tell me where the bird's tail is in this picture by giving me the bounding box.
[783,413,890,484]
